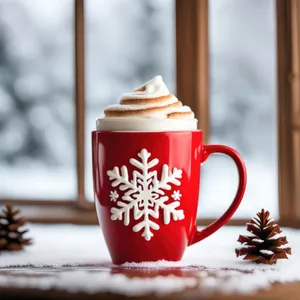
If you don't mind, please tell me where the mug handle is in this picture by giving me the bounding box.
[188,144,247,246]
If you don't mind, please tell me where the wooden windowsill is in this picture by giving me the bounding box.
[2,202,300,227]
[16,204,98,224]
[0,225,299,299]
[1,199,300,227]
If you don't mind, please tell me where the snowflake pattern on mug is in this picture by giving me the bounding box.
[107,149,185,241]
[171,190,182,201]
[109,190,119,202]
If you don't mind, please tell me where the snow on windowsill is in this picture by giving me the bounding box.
[0,224,299,296]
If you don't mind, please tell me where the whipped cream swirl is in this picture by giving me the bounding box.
[104,76,194,119]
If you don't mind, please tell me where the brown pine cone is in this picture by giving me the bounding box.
[0,204,32,251]
[235,209,291,264]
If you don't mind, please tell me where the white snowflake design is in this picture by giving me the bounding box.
[171,190,182,201]
[107,148,185,241]
[109,190,119,202]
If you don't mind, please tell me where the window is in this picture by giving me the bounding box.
[199,0,278,219]
[176,0,300,226]
[276,0,300,226]
[84,0,175,201]
[1,0,299,227]
[0,0,76,200]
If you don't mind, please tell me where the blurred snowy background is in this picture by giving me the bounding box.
[0,0,277,218]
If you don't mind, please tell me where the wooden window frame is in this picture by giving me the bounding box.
[1,0,299,228]
[0,0,96,224]
[277,0,300,228]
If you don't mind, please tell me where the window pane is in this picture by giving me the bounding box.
[85,0,175,201]
[199,0,278,218]
[0,0,76,200]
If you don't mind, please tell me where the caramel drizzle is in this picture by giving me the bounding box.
[104,101,182,117]
[105,89,194,119]
[167,111,194,119]
[120,94,173,105]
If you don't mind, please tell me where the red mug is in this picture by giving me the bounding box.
[92,130,247,264]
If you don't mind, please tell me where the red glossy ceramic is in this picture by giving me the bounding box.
[92,131,247,264]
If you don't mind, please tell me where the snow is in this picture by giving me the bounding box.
[247,222,260,229]
[0,166,76,199]
[259,250,274,255]
[269,233,284,240]
[252,239,264,243]
[264,224,276,230]
[0,224,299,296]
[200,272,271,295]
[236,245,251,250]
[0,272,197,296]
[121,260,192,269]
[198,158,278,219]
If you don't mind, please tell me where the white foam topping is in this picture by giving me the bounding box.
[96,118,197,132]
[105,95,178,111]
[97,75,198,131]
[121,75,169,100]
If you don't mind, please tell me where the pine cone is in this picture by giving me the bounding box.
[0,204,32,251]
[235,209,291,265]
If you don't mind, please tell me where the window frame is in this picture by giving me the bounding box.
[1,0,299,228]
[0,0,96,224]
[277,0,300,228]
